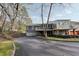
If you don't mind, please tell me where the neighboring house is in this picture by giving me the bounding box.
[26,19,79,36]
[50,19,79,35]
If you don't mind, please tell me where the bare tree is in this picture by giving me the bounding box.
[1,9,6,32]
[41,4,44,28]
[9,3,19,31]
[0,3,19,31]
[41,3,45,36]
[44,3,53,38]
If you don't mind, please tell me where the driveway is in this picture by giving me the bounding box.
[15,36,79,56]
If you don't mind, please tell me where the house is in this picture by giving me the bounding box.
[51,19,79,35]
[26,23,56,36]
[26,19,79,36]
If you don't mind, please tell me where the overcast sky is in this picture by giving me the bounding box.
[25,3,79,24]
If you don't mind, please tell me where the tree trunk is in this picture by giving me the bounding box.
[45,3,53,38]
[73,29,75,35]
[44,30,47,38]
[11,3,19,31]
[1,18,6,32]
[10,18,15,31]
[41,4,45,36]
[41,4,44,28]
[1,9,6,32]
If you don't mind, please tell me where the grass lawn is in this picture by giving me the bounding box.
[0,40,14,56]
[47,37,79,42]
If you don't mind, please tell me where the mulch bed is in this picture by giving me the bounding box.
[0,34,6,41]
[7,31,26,38]
[0,31,26,40]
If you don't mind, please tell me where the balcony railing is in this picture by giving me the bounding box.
[35,28,53,31]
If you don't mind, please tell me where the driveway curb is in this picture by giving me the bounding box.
[11,41,16,56]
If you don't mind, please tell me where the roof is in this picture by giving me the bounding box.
[55,19,70,21]
[49,19,70,24]
[27,23,54,27]
[71,21,79,24]
[69,28,79,31]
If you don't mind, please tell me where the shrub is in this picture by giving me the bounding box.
[50,35,79,38]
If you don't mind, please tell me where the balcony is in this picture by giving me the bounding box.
[35,27,53,31]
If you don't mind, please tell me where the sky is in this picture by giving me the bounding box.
[25,3,79,24]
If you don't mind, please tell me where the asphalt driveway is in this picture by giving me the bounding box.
[14,36,79,56]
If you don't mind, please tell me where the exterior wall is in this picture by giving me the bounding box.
[68,31,79,35]
[53,30,79,36]
[53,30,79,35]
